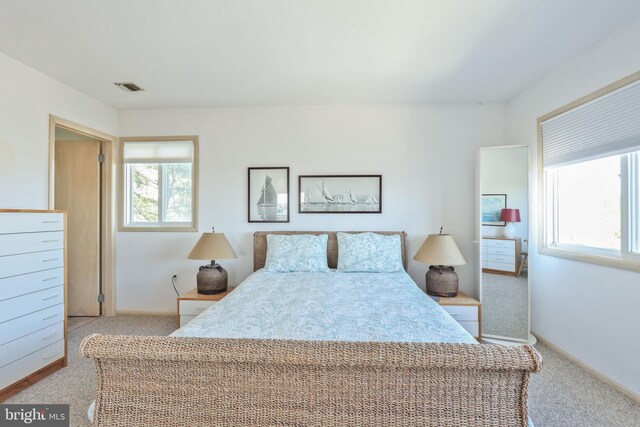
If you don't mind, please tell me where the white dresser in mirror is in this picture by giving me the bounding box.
[482,237,521,275]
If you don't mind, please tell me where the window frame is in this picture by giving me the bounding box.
[119,135,199,232]
[537,71,640,271]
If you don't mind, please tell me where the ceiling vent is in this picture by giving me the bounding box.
[114,82,144,92]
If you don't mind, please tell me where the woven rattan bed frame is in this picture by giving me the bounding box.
[81,230,542,427]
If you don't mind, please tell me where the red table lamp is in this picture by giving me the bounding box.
[500,208,521,238]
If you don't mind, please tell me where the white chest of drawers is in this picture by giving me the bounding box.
[0,210,67,401]
[482,237,522,276]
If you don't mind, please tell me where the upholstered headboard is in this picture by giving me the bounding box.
[253,231,408,272]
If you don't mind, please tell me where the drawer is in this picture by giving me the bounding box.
[0,322,63,368]
[441,305,478,322]
[0,286,64,323]
[0,268,64,301]
[0,339,64,391]
[0,304,64,346]
[458,321,480,338]
[0,213,64,234]
[486,253,515,264]
[485,246,513,257]
[179,299,216,316]
[179,315,196,327]
[0,231,64,257]
[485,261,516,272]
[0,249,64,279]
[484,239,515,249]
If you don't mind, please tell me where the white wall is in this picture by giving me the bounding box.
[480,147,529,240]
[0,52,118,208]
[506,17,640,396]
[117,104,506,313]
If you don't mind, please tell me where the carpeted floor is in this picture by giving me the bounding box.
[6,315,639,426]
[67,317,100,332]
[482,271,529,340]
[5,316,175,427]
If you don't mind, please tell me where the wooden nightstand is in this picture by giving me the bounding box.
[176,288,231,328]
[435,291,482,340]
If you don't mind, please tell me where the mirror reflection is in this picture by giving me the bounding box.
[479,146,530,342]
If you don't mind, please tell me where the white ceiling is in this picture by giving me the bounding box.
[0,0,639,109]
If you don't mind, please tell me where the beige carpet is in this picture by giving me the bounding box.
[5,316,175,427]
[482,271,529,340]
[6,315,639,427]
[67,316,99,332]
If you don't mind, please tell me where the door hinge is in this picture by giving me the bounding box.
[98,293,105,303]
[98,153,105,163]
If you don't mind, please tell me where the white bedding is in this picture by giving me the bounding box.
[172,269,476,344]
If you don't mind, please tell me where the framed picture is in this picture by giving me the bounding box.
[299,175,382,214]
[248,167,290,223]
[482,194,507,226]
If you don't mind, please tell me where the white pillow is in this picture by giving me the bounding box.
[264,234,330,272]
[337,232,403,272]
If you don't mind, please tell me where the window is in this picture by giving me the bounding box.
[120,136,198,231]
[539,73,640,270]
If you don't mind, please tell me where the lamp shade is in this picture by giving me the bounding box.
[413,234,468,266]
[187,232,237,260]
[499,208,521,223]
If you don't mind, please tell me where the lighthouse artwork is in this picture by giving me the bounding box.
[248,167,290,222]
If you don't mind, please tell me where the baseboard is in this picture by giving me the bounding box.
[535,334,639,403]
[116,310,175,316]
[0,358,66,402]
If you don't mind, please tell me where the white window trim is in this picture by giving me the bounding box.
[119,136,199,232]
[537,71,640,272]
[622,152,640,260]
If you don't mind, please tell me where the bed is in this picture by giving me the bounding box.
[81,231,541,426]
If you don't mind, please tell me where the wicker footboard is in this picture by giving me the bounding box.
[80,334,542,427]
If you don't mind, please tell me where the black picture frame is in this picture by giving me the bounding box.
[298,175,382,214]
[248,167,290,223]
[482,193,507,226]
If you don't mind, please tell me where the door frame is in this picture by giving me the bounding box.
[48,115,117,316]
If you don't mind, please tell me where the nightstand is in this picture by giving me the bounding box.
[176,288,231,328]
[435,291,482,340]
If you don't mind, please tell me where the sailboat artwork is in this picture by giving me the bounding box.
[299,175,382,214]
[249,167,290,222]
[364,193,378,204]
[257,175,278,207]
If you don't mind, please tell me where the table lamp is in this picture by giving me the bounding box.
[414,230,468,297]
[500,208,521,239]
[187,228,237,294]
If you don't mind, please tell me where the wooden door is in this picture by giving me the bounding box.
[55,140,101,316]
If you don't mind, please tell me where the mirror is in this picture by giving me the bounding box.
[478,146,533,344]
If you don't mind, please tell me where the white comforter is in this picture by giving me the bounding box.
[172,269,476,344]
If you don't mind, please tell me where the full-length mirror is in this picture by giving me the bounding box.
[478,146,533,344]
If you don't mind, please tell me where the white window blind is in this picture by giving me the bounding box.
[541,79,640,167]
[122,141,194,164]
